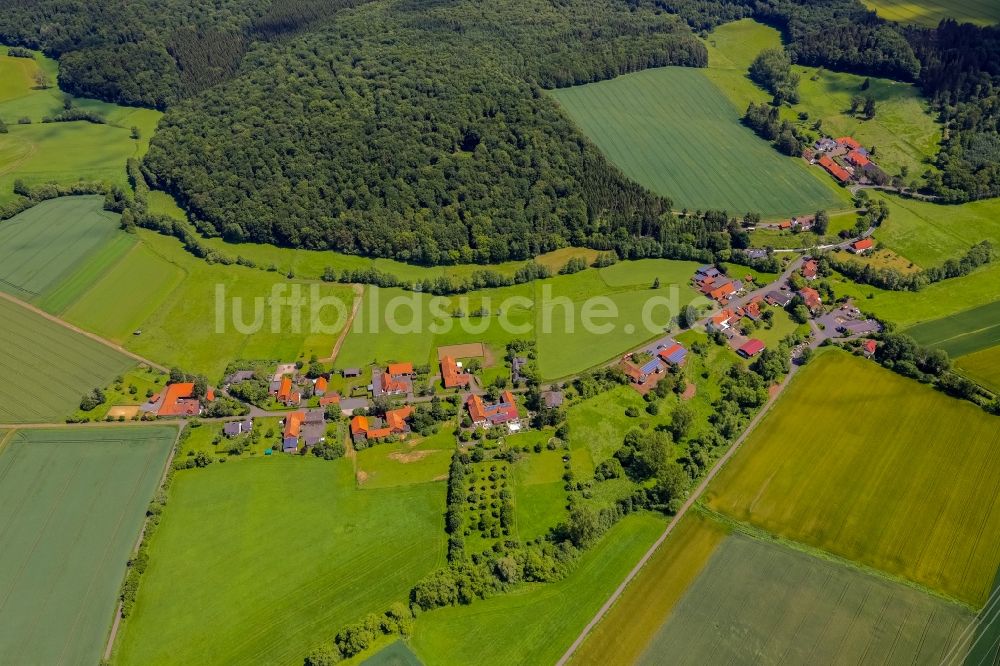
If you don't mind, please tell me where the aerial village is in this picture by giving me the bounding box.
[808,135,888,186]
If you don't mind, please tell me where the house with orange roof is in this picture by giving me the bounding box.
[319,394,341,407]
[708,309,739,332]
[802,259,818,280]
[818,155,851,183]
[743,300,762,321]
[708,280,741,303]
[799,287,823,313]
[467,391,519,428]
[846,149,870,167]
[835,137,861,150]
[850,238,874,254]
[351,406,413,444]
[372,364,412,397]
[283,411,305,451]
[440,355,471,389]
[387,362,414,377]
[778,220,792,230]
[314,376,329,396]
[154,382,202,417]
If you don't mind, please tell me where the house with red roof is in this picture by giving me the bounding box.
[846,150,870,167]
[802,259,818,280]
[835,137,861,150]
[152,382,202,417]
[440,355,471,389]
[657,342,688,366]
[850,238,874,254]
[778,220,792,230]
[799,287,822,313]
[351,406,414,444]
[319,394,341,407]
[467,391,519,428]
[372,363,413,397]
[737,339,766,359]
[863,339,878,357]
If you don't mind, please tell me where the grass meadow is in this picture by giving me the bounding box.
[701,20,941,182]
[511,448,569,541]
[570,513,729,666]
[0,426,176,665]
[0,298,136,423]
[0,196,132,305]
[112,458,446,665]
[955,346,1000,394]
[905,299,1000,357]
[550,67,843,217]
[639,532,974,664]
[861,0,1000,26]
[876,194,1000,267]
[355,431,454,489]
[705,350,1000,607]
[409,512,665,665]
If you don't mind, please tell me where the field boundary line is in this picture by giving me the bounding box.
[321,283,364,363]
[102,424,182,662]
[555,357,805,665]
[0,291,168,373]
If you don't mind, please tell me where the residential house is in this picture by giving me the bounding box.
[511,356,528,384]
[274,376,301,407]
[300,408,327,446]
[737,339,766,359]
[283,411,305,452]
[850,238,874,254]
[802,259,818,280]
[319,394,341,407]
[541,391,564,408]
[372,363,413,397]
[467,391,519,428]
[743,300,762,321]
[778,220,792,230]
[708,279,741,304]
[441,355,471,389]
[223,370,255,386]
[314,376,329,396]
[863,339,878,357]
[224,419,253,438]
[151,382,201,417]
[799,287,823,313]
[708,309,737,332]
[350,406,413,444]
[657,342,688,366]
[765,290,793,307]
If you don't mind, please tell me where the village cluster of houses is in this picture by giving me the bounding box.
[809,136,887,186]
[693,265,745,306]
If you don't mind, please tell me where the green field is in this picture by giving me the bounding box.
[355,433,454,489]
[362,641,423,666]
[705,350,1000,607]
[113,457,446,665]
[0,426,176,665]
[550,67,843,217]
[0,298,137,423]
[409,512,665,665]
[640,532,973,664]
[876,194,1000,267]
[570,513,729,666]
[862,0,1000,27]
[0,196,133,305]
[955,346,1000,394]
[702,20,941,182]
[512,449,569,541]
[905,299,1000,357]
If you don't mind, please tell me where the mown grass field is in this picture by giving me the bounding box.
[955,346,1000,394]
[113,458,446,665]
[550,67,843,217]
[512,448,569,541]
[702,20,941,182]
[0,426,176,665]
[0,298,136,423]
[0,196,133,305]
[570,513,728,666]
[876,194,1000,267]
[409,512,665,665]
[861,0,1000,27]
[639,532,974,664]
[905,299,1000,357]
[705,350,1000,607]
[355,433,454,489]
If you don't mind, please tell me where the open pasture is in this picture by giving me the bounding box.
[409,513,665,666]
[639,532,974,664]
[861,0,1000,27]
[512,448,569,541]
[905,299,1000,357]
[705,350,1000,607]
[550,67,843,217]
[355,434,454,489]
[876,194,1000,268]
[0,196,132,306]
[112,458,446,665]
[570,513,728,666]
[0,298,136,423]
[0,426,176,665]
[954,346,1000,394]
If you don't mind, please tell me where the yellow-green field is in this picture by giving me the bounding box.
[570,513,729,666]
[705,350,1000,607]
[862,0,1000,27]
[955,345,1000,394]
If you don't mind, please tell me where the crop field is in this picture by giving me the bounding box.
[570,513,729,666]
[0,196,132,305]
[702,20,941,181]
[550,67,843,217]
[0,426,176,665]
[112,458,446,665]
[639,532,974,664]
[905,299,1000,357]
[0,298,136,423]
[955,346,1000,394]
[861,0,1000,27]
[876,194,1000,267]
[705,350,1000,607]
[409,512,665,665]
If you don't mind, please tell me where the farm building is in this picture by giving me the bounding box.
[799,287,823,313]
[300,409,327,446]
[658,341,688,366]
[846,150,870,168]
[223,419,253,437]
[341,368,361,378]
[695,265,721,280]
[283,411,305,451]
[850,238,875,254]
[467,391,519,428]
[840,319,882,335]
[441,355,471,388]
[148,382,202,417]
[744,248,768,260]
[737,339,766,359]
[835,136,861,150]
[351,406,413,444]
[371,363,413,397]
[765,290,793,307]
[818,155,851,184]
